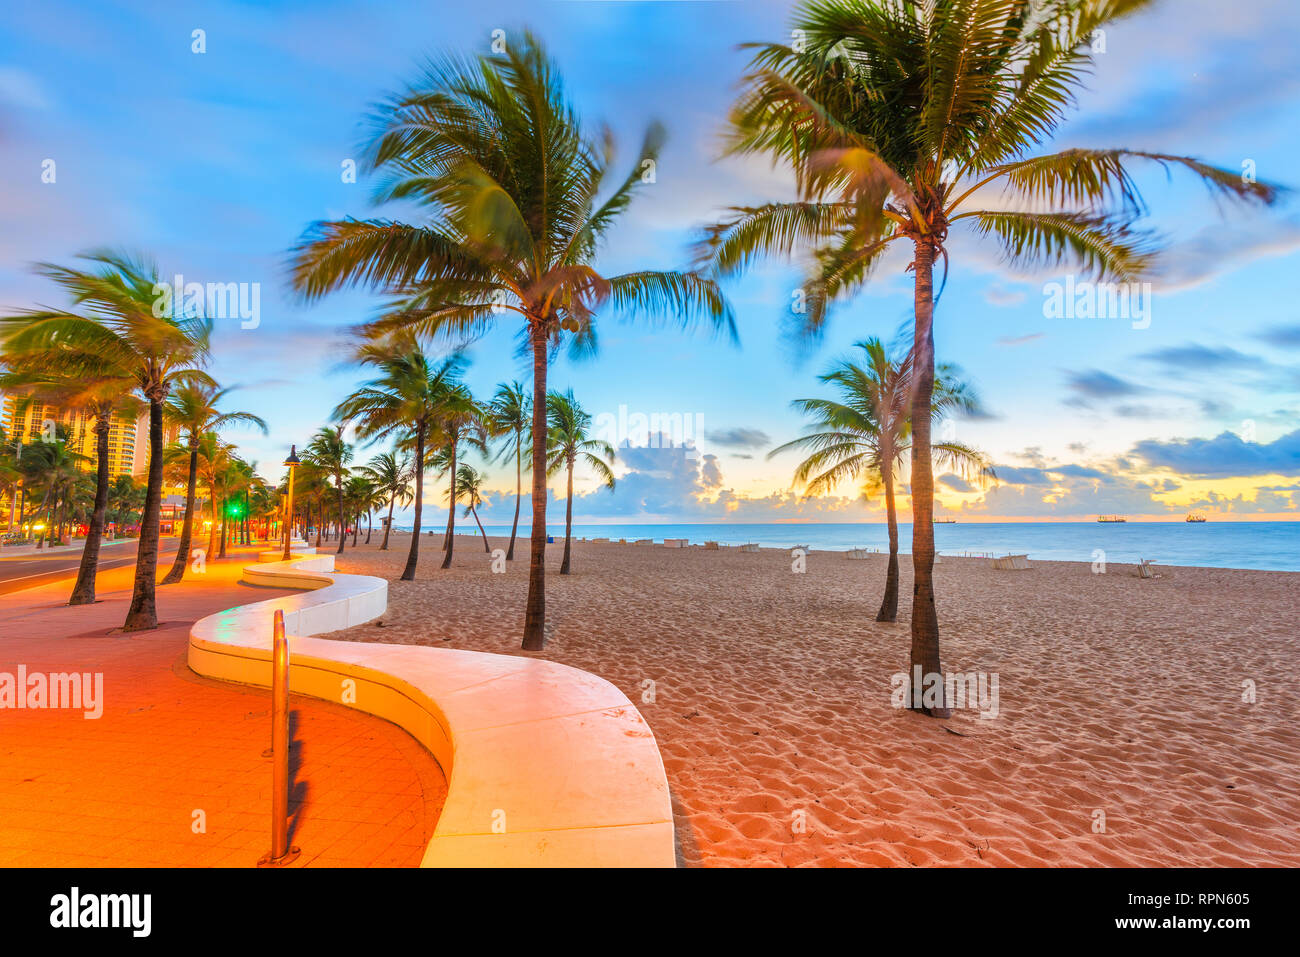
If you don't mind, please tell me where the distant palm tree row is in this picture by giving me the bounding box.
[0,5,1283,710]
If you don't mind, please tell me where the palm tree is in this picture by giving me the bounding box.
[699,0,1279,713]
[0,252,213,630]
[357,451,412,550]
[546,390,615,575]
[161,384,266,583]
[487,381,531,561]
[770,338,992,622]
[431,391,487,570]
[332,339,468,580]
[453,464,492,553]
[305,426,353,556]
[289,32,734,649]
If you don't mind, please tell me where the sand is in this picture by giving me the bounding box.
[324,530,1300,867]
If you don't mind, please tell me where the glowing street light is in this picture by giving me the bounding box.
[282,444,300,562]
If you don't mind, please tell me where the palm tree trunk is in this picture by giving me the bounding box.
[365,511,371,545]
[908,240,948,717]
[313,504,321,547]
[335,480,346,555]
[560,460,574,575]
[472,504,490,552]
[382,493,394,550]
[507,435,522,561]
[876,455,900,623]
[69,412,111,605]
[207,490,218,558]
[522,328,548,649]
[440,443,457,569]
[401,425,425,581]
[218,493,228,559]
[123,396,165,631]
[352,513,359,547]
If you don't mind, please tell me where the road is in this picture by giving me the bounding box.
[0,539,181,597]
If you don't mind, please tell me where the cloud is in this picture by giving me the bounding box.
[938,473,974,493]
[984,285,1027,307]
[1153,219,1300,293]
[1065,370,1146,399]
[0,67,51,110]
[997,333,1044,346]
[992,466,1052,486]
[1138,343,1267,371]
[703,427,771,450]
[1257,324,1300,349]
[1132,428,1300,479]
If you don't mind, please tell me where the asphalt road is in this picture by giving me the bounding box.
[0,539,180,597]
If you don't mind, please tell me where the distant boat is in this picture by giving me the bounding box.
[1097,515,1128,523]
[933,518,957,524]
[1185,513,1207,523]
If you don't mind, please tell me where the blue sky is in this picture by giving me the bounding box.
[2,0,1299,525]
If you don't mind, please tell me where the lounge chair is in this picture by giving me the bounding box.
[737,543,759,553]
[990,553,1030,570]
[634,538,653,545]
[845,547,876,560]
[663,538,687,548]
[1135,559,1173,580]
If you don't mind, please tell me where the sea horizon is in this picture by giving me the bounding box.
[405,520,1300,572]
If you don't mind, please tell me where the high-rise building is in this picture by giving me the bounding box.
[2,394,139,476]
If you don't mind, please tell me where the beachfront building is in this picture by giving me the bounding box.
[2,393,141,477]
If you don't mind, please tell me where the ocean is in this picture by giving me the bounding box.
[460,521,1300,572]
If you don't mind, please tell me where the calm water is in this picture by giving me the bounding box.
[471,521,1300,572]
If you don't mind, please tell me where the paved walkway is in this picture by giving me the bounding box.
[0,545,446,867]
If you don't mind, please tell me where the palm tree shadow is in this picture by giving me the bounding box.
[286,708,309,843]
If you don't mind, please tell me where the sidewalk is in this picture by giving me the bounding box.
[0,545,446,867]
[0,537,137,560]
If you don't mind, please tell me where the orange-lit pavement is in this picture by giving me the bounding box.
[0,544,445,867]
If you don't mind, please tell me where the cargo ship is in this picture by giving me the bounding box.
[1097,515,1127,523]
[1185,513,1207,523]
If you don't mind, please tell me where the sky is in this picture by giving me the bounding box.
[2,0,1299,526]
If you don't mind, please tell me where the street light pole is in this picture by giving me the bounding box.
[282,445,300,561]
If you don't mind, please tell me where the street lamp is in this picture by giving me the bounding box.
[282,445,300,561]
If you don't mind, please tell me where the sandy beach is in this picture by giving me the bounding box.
[321,532,1300,867]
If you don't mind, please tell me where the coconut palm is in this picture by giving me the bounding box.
[161,384,266,583]
[452,464,492,553]
[357,451,413,550]
[304,426,353,555]
[699,0,1280,713]
[332,339,468,580]
[487,381,531,561]
[770,338,993,622]
[0,252,213,630]
[289,32,734,649]
[546,390,615,575]
[429,392,488,570]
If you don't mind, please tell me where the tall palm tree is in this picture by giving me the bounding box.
[486,381,531,562]
[770,338,992,622]
[431,390,487,570]
[305,426,353,556]
[289,32,734,649]
[332,339,468,580]
[546,389,615,576]
[699,0,1279,714]
[357,451,412,550]
[0,252,213,630]
[161,384,266,583]
[453,464,492,553]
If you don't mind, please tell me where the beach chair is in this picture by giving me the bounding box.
[845,547,876,560]
[634,538,653,546]
[990,553,1030,570]
[1135,559,1173,580]
[737,543,759,553]
[663,538,687,548]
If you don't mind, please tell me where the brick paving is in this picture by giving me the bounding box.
[0,544,446,867]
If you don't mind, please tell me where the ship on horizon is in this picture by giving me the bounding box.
[1186,513,1208,523]
[1097,515,1128,523]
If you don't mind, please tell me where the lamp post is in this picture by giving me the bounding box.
[282,445,300,561]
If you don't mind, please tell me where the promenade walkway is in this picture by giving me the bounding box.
[0,544,446,867]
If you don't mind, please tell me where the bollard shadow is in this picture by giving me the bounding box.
[286,707,310,844]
